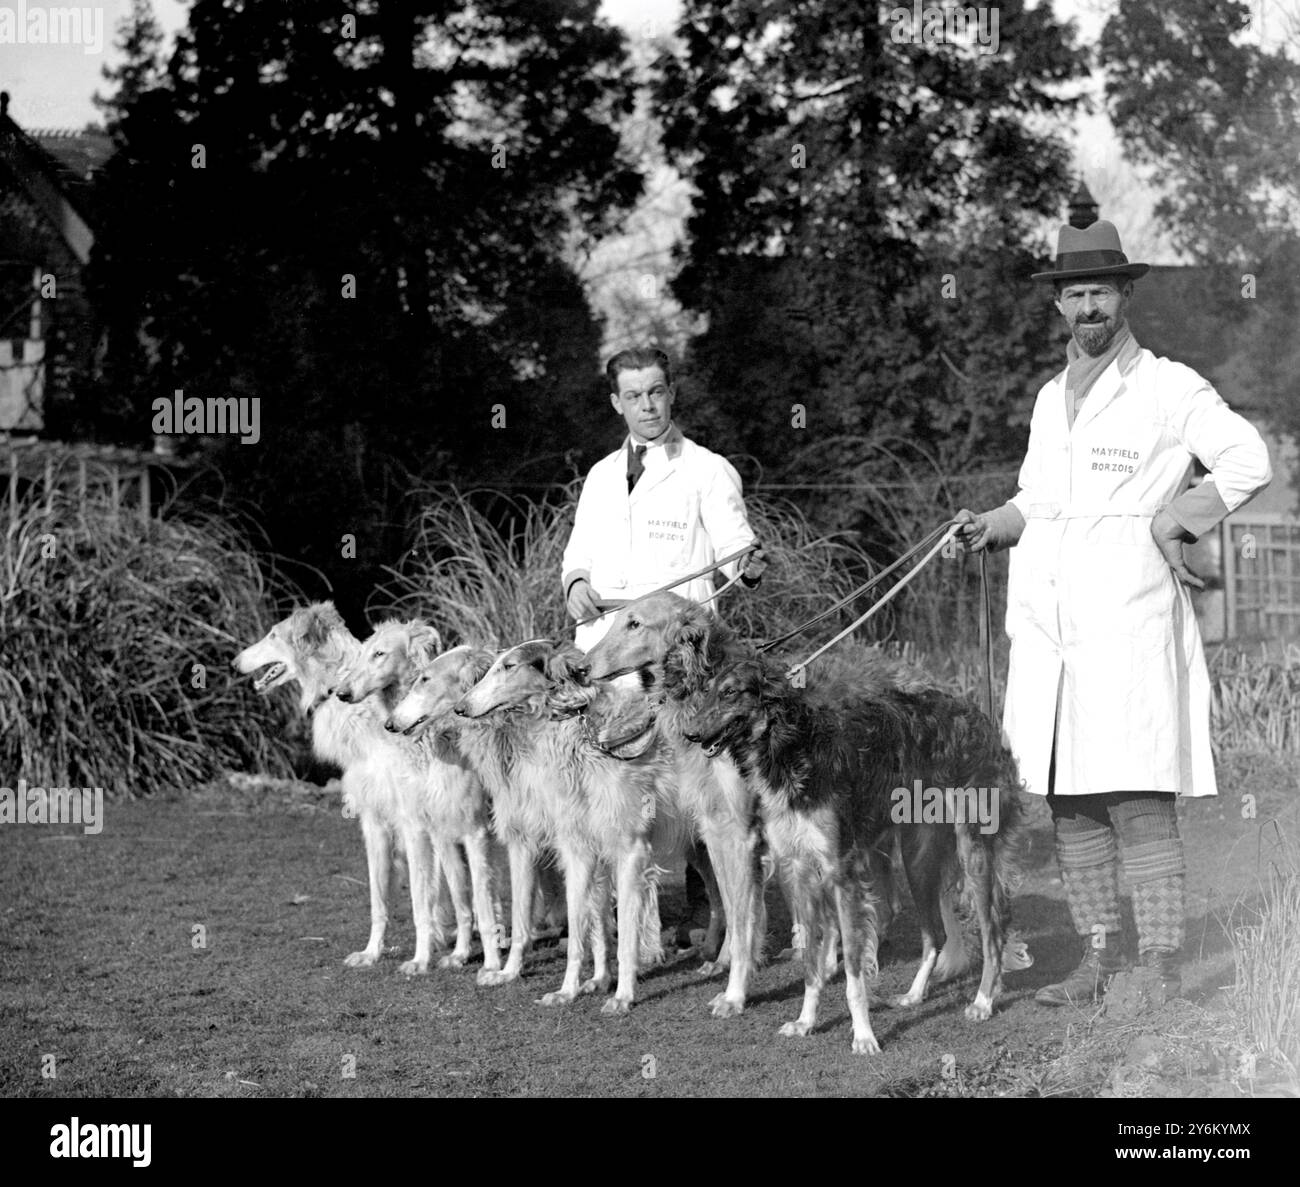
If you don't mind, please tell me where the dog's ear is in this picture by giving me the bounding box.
[409,622,443,667]
[666,623,707,692]
[294,602,342,651]
[545,643,586,684]
[458,647,494,691]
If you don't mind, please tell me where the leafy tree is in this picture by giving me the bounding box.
[655,0,1090,509]
[1102,0,1300,470]
[87,0,642,615]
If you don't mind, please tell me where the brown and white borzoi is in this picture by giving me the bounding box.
[684,654,1026,1053]
[582,595,768,1018]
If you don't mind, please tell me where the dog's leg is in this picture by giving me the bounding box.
[957,829,1003,1021]
[430,851,457,948]
[835,875,882,1055]
[478,838,535,986]
[604,840,651,1014]
[933,878,971,983]
[345,808,394,968]
[697,819,759,1017]
[396,820,444,975]
[893,827,949,1007]
[778,866,832,1039]
[531,857,566,940]
[539,845,597,1006]
[687,840,725,961]
[463,827,502,974]
[428,834,475,970]
[584,863,614,998]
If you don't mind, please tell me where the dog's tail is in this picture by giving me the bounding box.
[638,864,668,967]
[990,757,1032,970]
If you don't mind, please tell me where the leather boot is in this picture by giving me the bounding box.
[1035,935,1126,1006]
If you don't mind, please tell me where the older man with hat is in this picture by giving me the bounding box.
[956,220,1271,1008]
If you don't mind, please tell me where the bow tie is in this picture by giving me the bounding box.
[627,443,647,493]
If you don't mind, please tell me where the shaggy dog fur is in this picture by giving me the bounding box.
[684,654,1026,1054]
[451,639,683,1012]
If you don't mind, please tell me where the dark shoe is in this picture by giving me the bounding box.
[1035,940,1126,1006]
[1136,947,1182,1003]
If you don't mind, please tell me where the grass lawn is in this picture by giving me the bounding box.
[1,753,1295,1098]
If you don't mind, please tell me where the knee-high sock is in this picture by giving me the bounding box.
[1113,795,1186,955]
[1055,823,1122,940]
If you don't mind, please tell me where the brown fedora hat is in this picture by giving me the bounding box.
[1031,219,1150,283]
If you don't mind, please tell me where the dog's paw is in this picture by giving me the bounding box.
[964,995,993,1022]
[538,989,577,1007]
[891,990,924,1009]
[579,975,610,996]
[437,952,468,970]
[778,1020,812,1038]
[709,993,744,1018]
[398,959,430,976]
[851,1033,882,1056]
[344,950,379,968]
[476,967,517,988]
[600,996,631,1016]
[697,960,727,978]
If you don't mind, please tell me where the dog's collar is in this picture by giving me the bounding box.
[578,706,658,760]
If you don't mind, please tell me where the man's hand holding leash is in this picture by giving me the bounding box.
[954,505,1024,554]
[566,578,602,622]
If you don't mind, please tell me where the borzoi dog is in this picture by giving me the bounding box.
[333,619,503,977]
[582,595,767,1019]
[454,639,677,1013]
[684,655,1026,1054]
[233,603,456,972]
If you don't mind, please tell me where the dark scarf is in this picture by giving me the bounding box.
[1065,319,1135,428]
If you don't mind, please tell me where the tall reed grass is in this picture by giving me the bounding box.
[370,483,972,653]
[1228,826,1300,1086]
[1210,643,1300,755]
[0,473,299,799]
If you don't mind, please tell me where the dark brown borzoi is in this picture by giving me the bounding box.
[683,655,1026,1054]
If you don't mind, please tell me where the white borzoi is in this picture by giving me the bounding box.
[332,618,503,976]
[235,602,463,971]
[449,639,680,1012]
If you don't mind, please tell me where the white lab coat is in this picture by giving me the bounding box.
[562,426,757,651]
[1003,346,1271,798]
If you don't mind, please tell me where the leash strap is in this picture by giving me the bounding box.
[573,543,759,627]
[979,548,994,721]
[758,520,956,653]
[786,525,959,680]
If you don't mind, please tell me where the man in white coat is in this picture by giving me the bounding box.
[562,346,766,649]
[563,346,767,945]
[957,221,1271,1008]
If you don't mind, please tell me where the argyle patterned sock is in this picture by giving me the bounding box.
[1128,869,1187,954]
[1056,825,1122,939]
[1121,828,1186,955]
